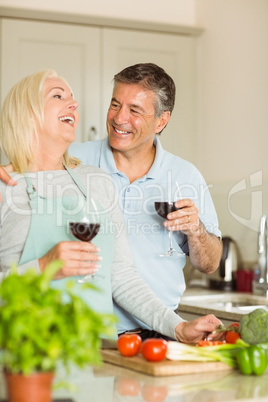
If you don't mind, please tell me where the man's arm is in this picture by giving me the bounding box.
[0,166,17,202]
[186,222,222,273]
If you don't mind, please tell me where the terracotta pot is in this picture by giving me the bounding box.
[4,370,54,402]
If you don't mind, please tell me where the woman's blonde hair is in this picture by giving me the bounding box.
[0,69,80,173]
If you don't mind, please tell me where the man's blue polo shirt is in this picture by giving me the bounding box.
[69,137,221,332]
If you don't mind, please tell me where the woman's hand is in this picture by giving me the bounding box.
[175,314,225,344]
[38,241,102,279]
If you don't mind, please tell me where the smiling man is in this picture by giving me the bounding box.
[106,81,169,184]
[68,63,223,339]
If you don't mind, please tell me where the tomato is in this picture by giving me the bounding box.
[229,322,239,329]
[225,322,241,344]
[141,338,168,362]
[198,340,225,347]
[225,332,241,343]
[117,333,142,357]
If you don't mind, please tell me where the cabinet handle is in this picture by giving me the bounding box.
[88,126,98,141]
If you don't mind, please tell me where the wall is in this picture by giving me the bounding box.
[0,0,196,25]
[195,0,268,264]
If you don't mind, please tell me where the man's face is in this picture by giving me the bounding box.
[106,82,169,155]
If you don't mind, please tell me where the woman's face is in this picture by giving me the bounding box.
[39,76,79,149]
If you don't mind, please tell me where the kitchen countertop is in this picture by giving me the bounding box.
[1,362,268,402]
[1,288,268,401]
[178,286,268,322]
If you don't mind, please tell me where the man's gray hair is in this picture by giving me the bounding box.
[113,63,176,118]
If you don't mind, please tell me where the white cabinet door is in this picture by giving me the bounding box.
[0,18,101,164]
[102,28,196,161]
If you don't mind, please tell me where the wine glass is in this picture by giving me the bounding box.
[154,182,185,257]
[69,199,102,282]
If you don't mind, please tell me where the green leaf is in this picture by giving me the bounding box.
[0,262,116,375]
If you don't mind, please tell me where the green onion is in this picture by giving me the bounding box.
[166,339,249,368]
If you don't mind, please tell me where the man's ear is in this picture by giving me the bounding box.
[155,111,171,134]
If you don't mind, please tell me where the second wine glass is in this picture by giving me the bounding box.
[155,200,185,257]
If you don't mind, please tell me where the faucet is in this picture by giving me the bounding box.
[253,215,268,296]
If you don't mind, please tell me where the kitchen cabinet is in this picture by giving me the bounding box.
[0,17,196,164]
[0,18,101,150]
[102,28,197,163]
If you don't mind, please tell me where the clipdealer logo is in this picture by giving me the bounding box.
[227,170,263,232]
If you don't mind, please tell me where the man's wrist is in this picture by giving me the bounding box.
[175,321,187,342]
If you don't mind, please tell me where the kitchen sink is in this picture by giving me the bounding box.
[179,293,268,321]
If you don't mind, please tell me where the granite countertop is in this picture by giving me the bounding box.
[1,362,268,402]
[1,289,268,401]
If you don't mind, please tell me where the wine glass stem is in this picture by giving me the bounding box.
[168,231,174,251]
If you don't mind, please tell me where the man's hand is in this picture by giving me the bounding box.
[38,241,102,279]
[163,198,199,235]
[175,314,225,344]
[0,165,17,201]
[163,198,222,274]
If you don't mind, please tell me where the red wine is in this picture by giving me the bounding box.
[155,202,178,219]
[70,222,100,242]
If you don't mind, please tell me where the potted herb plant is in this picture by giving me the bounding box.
[0,261,116,402]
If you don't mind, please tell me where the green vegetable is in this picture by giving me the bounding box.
[0,261,117,375]
[167,340,268,376]
[236,345,268,376]
[166,339,248,367]
[236,348,252,375]
[239,308,268,345]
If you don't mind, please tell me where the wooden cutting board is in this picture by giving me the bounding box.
[101,349,234,377]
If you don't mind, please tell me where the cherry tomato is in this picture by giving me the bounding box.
[225,323,241,344]
[141,338,168,362]
[198,340,225,347]
[117,333,142,357]
[229,322,239,329]
[225,331,241,343]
